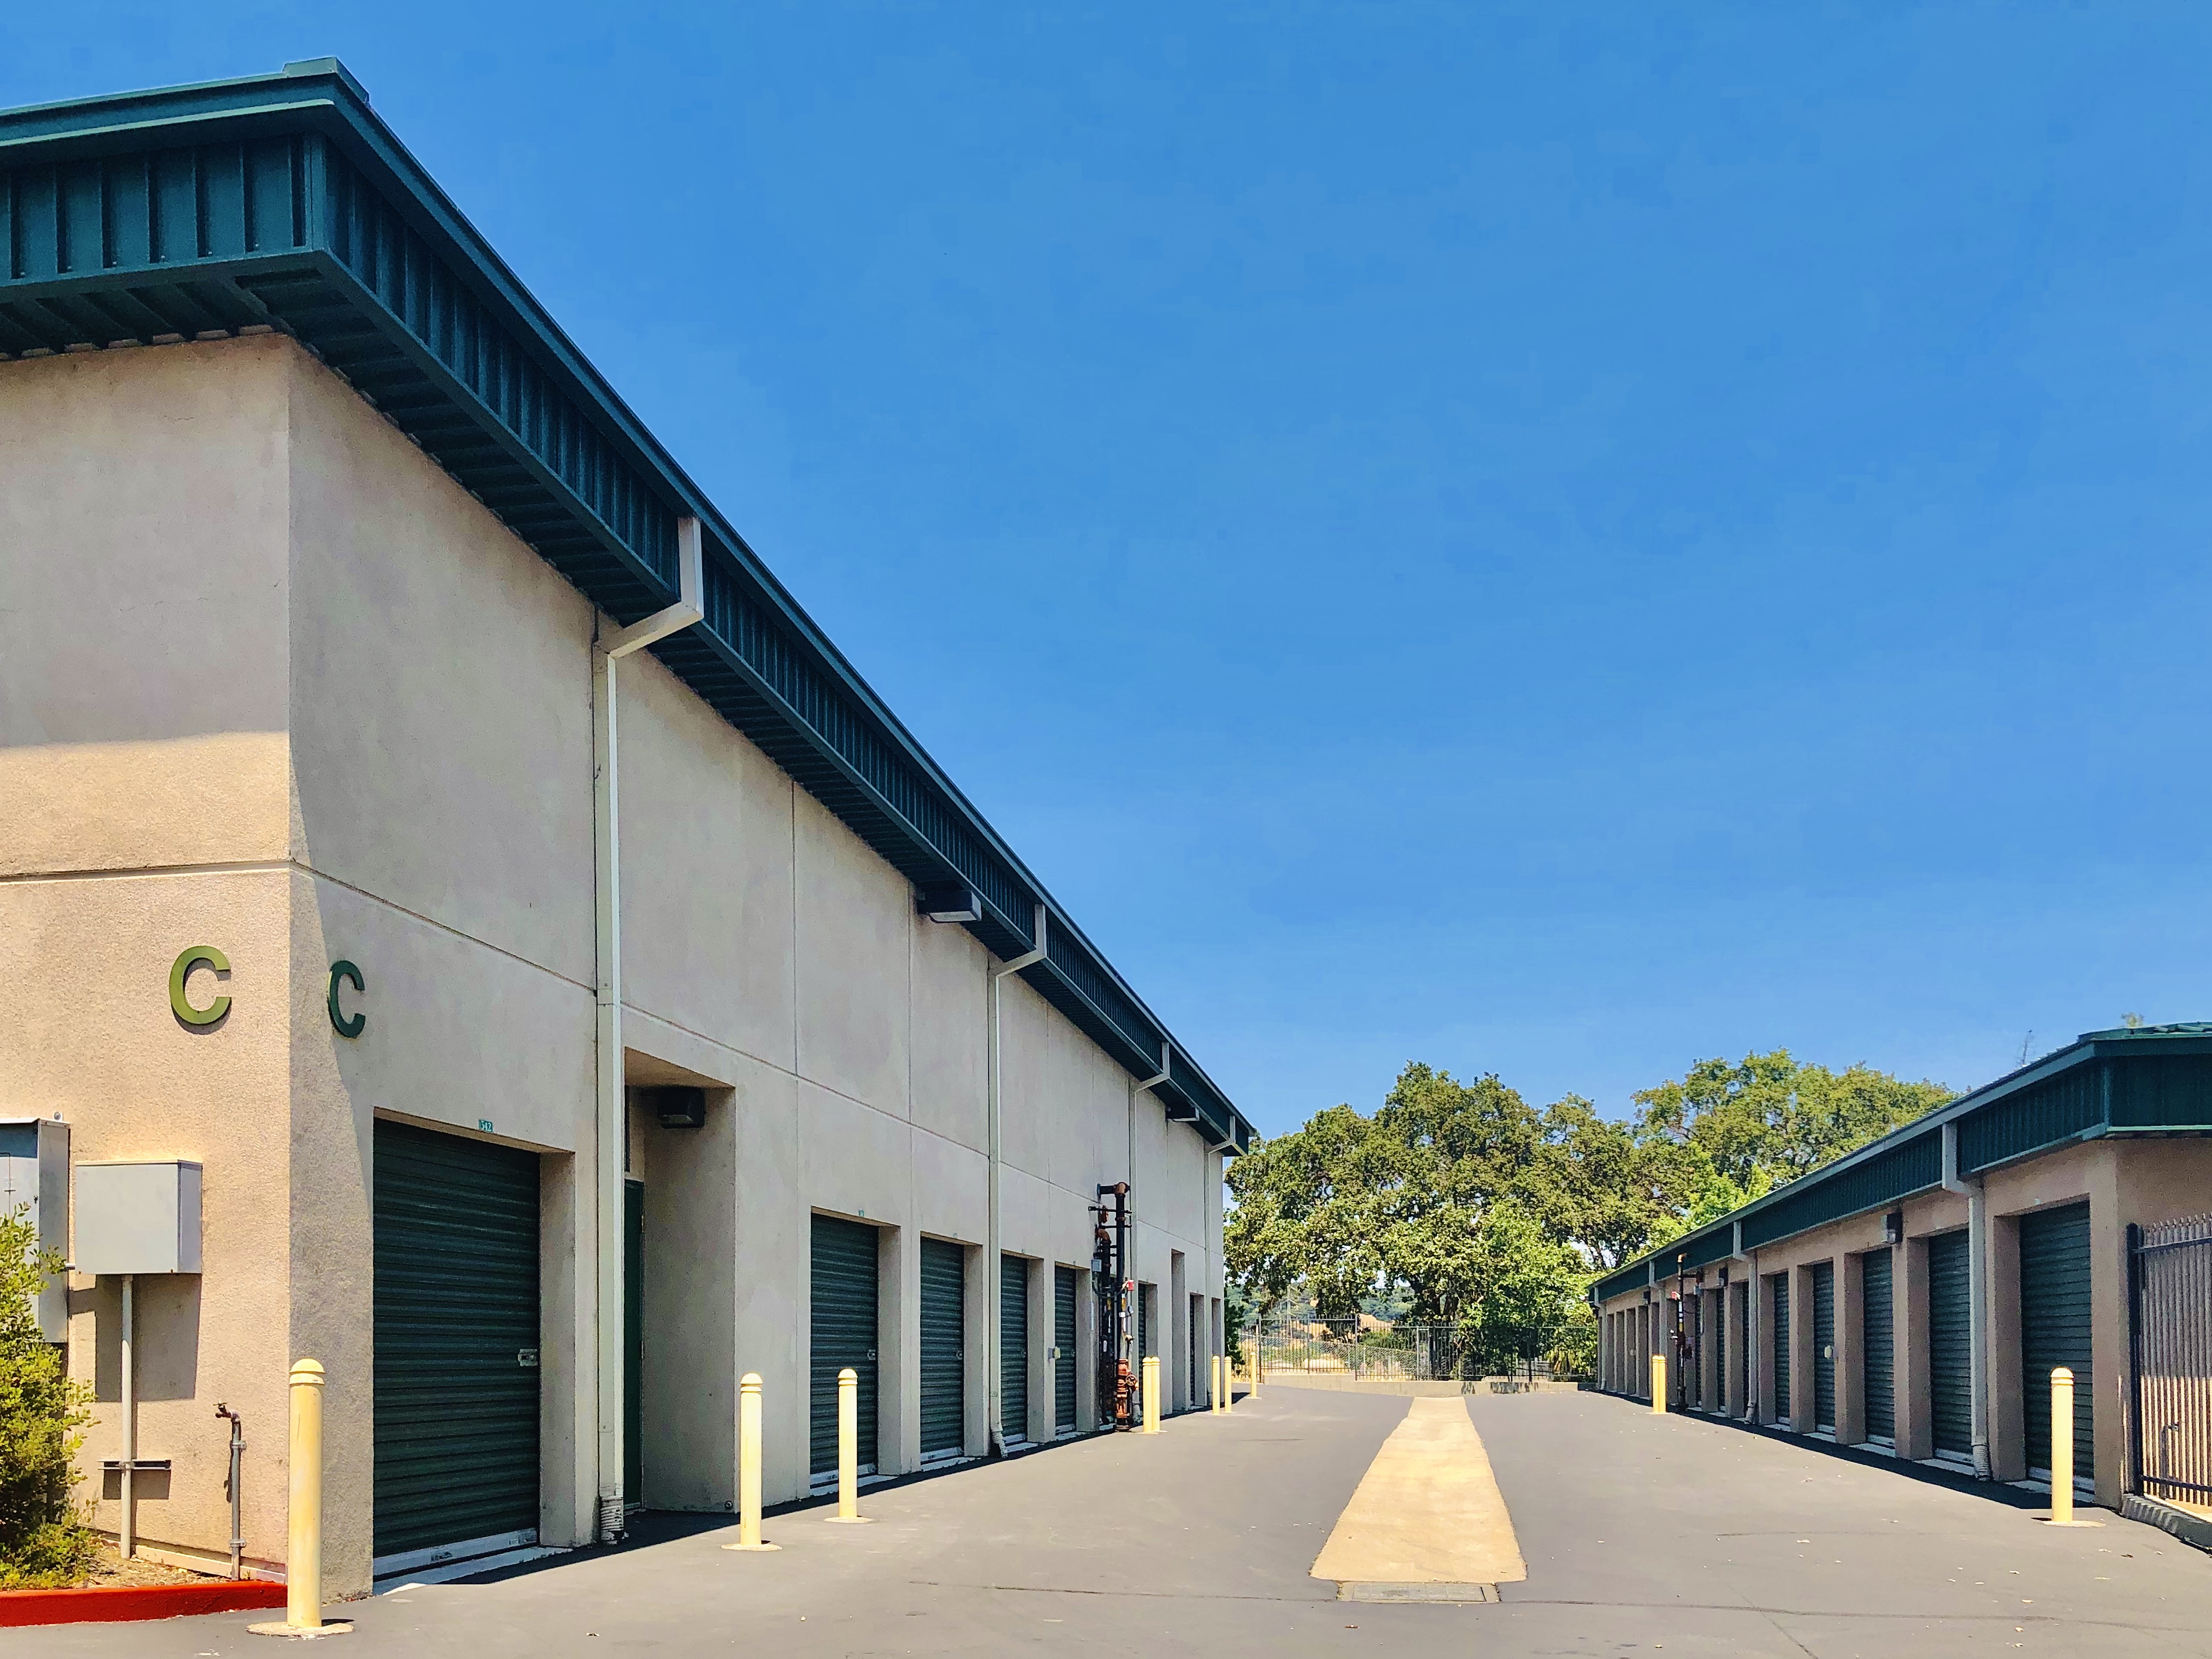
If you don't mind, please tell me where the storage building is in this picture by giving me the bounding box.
[1593,1024,2212,1534]
[0,61,1252,1594]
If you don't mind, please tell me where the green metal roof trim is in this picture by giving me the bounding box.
[0,60,1252,1155]
[1590,1022,2212,1304]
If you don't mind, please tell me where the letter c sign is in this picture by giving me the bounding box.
[327,960,366,1039]
[169,946,231,1027]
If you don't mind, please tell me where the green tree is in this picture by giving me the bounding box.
[0,1209,95,1588]
[1633,1051,1952,1198]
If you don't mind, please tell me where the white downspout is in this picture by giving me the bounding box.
[592,517,704,1540]
[1125,1046,1169,1380]
[1941,1121,1991,1480]
[985,904,1048,1456]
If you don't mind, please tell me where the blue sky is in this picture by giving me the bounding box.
[11,5,2212,1136]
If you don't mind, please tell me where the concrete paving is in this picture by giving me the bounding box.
[18,1387,2212,1656]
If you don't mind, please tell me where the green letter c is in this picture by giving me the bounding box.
[170,946,231,1027]
[328,960,365,1039]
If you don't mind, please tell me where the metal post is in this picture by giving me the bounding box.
[1651,1352,1667,1414]
[723,1374,777,1551]
[216,1403,246,1578]
[827,1368,870,1524]
[119,1274,134,1560]
[250,1360,350,1637]
[1141,1356,1161,1433]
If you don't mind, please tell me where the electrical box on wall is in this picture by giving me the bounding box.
[0,1119,71,1340]
[75,1162,202,1277]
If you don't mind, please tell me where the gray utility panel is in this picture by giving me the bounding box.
[372,1119,540,1561]
[0,1119,68,1338]
[1861,1246,1895,1443]
[1927,1229,1973,1458]
[1811,1260,1837,1432]
[810,1215,879,1477]
[1772,1273,1792,1421]
[1000,1255,1028,1443]
[1054,1267,1080,1433]
[2020,1201,2093,1480]
[919,1236,965,1458]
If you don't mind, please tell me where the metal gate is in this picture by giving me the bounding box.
[2021,1202,2092,1481]
[1862,1246,1895,1444]
[920,1237,965,1457]
[1928,1229,1972,1458]
[2132,1213,2212,1508]
[1000,1254,1029,1444]
[1811,1261,1837,1432]
[372,1119,541,1564]
[810,1215,879,1477]
[1054,1266,1079,1433]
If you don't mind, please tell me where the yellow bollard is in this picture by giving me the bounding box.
[826,1367,871,1523]
[1141,1356,1161,1433]
[2037,1367,2100,1526]
[1650,1352,1667,1414]
[1211,1354,1223,1414]
[248,1359,351,1639]
[2051,1367,2074,1524]
[722,1373,779,1551]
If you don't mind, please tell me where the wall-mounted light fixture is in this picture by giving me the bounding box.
[639,1086,706,1129]
[917,882,981,924]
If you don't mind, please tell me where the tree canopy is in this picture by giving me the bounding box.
[1223,1049,1950,1376]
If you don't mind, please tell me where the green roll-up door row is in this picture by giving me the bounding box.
[2020,1201,2093,1481]
[1928,1229,1972,1457]
[811,1215,879,1477]
[1000,1254,1029,1444]
[1861,1246,1895,1443]
[1054,1266,1079,1433]
[1810,1260,1837,1431]
[920,1237,966,1457]
[372,1119,541,1560]
[1771,1273,1791,1421]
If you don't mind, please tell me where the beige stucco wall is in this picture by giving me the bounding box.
[2,331,1226,1595]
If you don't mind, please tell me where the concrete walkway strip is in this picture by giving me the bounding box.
[1310,1395,1527,1602]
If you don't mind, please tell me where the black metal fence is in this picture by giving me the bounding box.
[2130,1214,2212,1508]
[1252,1321,1578,1384]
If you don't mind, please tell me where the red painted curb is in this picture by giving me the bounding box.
[0,1578,288,1627]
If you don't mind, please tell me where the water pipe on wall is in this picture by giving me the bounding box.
[590,517,703,1540]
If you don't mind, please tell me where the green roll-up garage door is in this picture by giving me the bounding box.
[1189,1296,1202,1404]
[1772,1274,1791,1421]
[1054,1267,1079,1433]
[372,1119,541,1561]
[1000,1254,1028,1444]
[1928,1229,1972,1458]
[1811,1261,1837,1431]
[2020,1201,2093,1481]
[1861,1247,1895,1444]
[920,1237,965,1458]
[811,1215,879,1477]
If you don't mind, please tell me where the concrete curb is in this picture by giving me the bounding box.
[2121,1493,2212,1553]
[0,1578,288,1627]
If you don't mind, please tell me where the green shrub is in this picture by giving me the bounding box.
[0,1208,96,1588]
